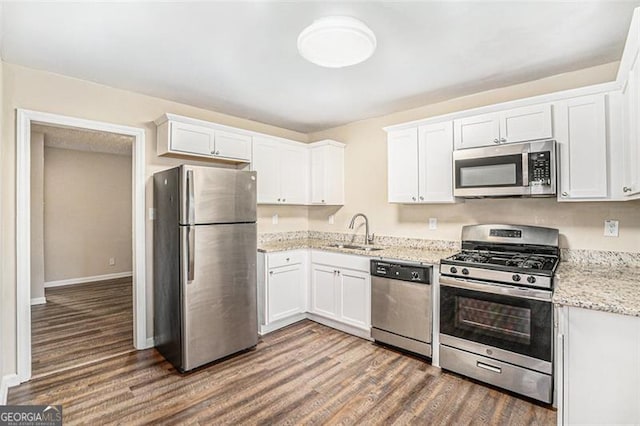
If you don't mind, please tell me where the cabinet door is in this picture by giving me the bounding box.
[280,144,309,204]
[310,146,326,204]
[322,145,345,205]
[214,130,252,161]
[310,264,339,320]
[453,113,500,149]
[555,94,608,200]
[252,137,281,204]
[170,121,214,156]
[267,264,305,323]
[338,269,370,330]
[387,128,419,203]
[563,308,640,425]
[499,104,552,144]
[623,58,640,196]
[418,121,455,203]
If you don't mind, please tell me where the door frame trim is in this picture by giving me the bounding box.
[16,108,148,383]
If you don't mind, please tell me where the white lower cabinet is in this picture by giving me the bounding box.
[310,251,371,333]
[258,250,308,334]
[556,306,640,425]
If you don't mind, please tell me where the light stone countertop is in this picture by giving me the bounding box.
[552,262,640,317]
[258,238,457,265]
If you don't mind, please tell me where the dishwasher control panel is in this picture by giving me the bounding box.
[370,260,431,284]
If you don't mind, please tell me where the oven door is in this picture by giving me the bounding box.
[453,144,529,197]
[439,276,552,364]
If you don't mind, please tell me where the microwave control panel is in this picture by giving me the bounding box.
[528,151,552,186]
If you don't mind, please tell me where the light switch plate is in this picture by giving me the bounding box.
[604,219,619,237]
[109,257,116,266]
[429,218,437,230]
[329,214,335,225]
[272,214,279,225]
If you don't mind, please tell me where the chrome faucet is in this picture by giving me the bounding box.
[348,213,375,245]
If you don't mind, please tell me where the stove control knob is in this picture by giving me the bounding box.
[461,268,469,275]
[512,274,521,282]
[411,271,419,280]
[527,276,536,284]
[449,267,458,274]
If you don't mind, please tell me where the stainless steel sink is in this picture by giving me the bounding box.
[326,243,384,252]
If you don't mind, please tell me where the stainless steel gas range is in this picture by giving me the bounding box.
[439,224,559,403]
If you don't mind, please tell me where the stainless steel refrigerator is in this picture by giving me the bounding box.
[153,165,258,372]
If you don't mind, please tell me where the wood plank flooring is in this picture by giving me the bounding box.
[31,278,134,378]
[10,320,555,425]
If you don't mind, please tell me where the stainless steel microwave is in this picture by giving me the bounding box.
[453,140,557,198]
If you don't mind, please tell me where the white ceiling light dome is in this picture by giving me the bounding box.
[297,16,377,68]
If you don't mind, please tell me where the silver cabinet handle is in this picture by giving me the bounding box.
[187,226,195,282]
[216,150,220,155]
[412,196,416,201]
[282,198,286,202]
[493,138,500,143]
[419,196,424,201]
[562,192,568,197]
[277,198,281,202]
[500,137,507,143]
[321,199,325,203]
[211,150,216,155]
[286,257,290,262]
[477,361,501,374]
[623,186,632,193]
[269,271,273,275]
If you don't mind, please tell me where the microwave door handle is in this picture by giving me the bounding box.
[522,153,529,187]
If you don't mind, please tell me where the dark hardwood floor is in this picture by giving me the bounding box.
[11,319,555,425]
[30,278,134,378]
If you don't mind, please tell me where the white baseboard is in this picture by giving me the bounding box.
[30,297,47,305]
[306,313,373,341]
[259,313,307,336]
[1,374,20,405]
[45,271,133,288]
[144,337,155,349]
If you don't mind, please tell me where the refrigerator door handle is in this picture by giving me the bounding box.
[186,168,195,224]
[187,226,195,282]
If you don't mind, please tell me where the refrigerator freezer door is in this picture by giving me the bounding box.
[180,166,256,225]
[180,223,258,371]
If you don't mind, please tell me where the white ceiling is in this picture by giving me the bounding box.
[3,1,640,133]
[32,123,133,156]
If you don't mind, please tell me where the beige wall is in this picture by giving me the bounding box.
[30,132,45,301]
[308,61,640,253]
[43,147,133,282]
[0,62,309,376]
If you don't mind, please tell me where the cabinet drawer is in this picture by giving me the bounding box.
[267,250,306,269]
[311,250,370,273]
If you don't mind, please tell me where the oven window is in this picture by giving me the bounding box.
[460,164,517,187]
[440,285,552,362]
[456,296,531,345]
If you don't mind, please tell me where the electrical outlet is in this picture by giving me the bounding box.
[272,214,279,225]
[329,214,335,225]
[109,257,116,266]
[149,208,155,220]
[604,220,619,237]
[429,218,437,230]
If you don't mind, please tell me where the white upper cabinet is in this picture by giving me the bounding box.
[418,122,456,203]
[387,124,456,203]
[252,136,309,205]
[453,113,501,149]
[453,104,552,149]
[387,128,419,203]
[554,94,608,200]
[156,114,251,163]
[309,140,345,205]
[622,53,640,197]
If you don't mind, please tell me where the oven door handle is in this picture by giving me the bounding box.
[439,276,552,302]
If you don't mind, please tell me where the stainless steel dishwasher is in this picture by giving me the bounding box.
[370,260,433,357]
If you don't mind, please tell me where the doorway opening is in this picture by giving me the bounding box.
[16,109,147,382]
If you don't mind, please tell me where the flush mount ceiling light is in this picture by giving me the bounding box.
[297,16,377,68]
